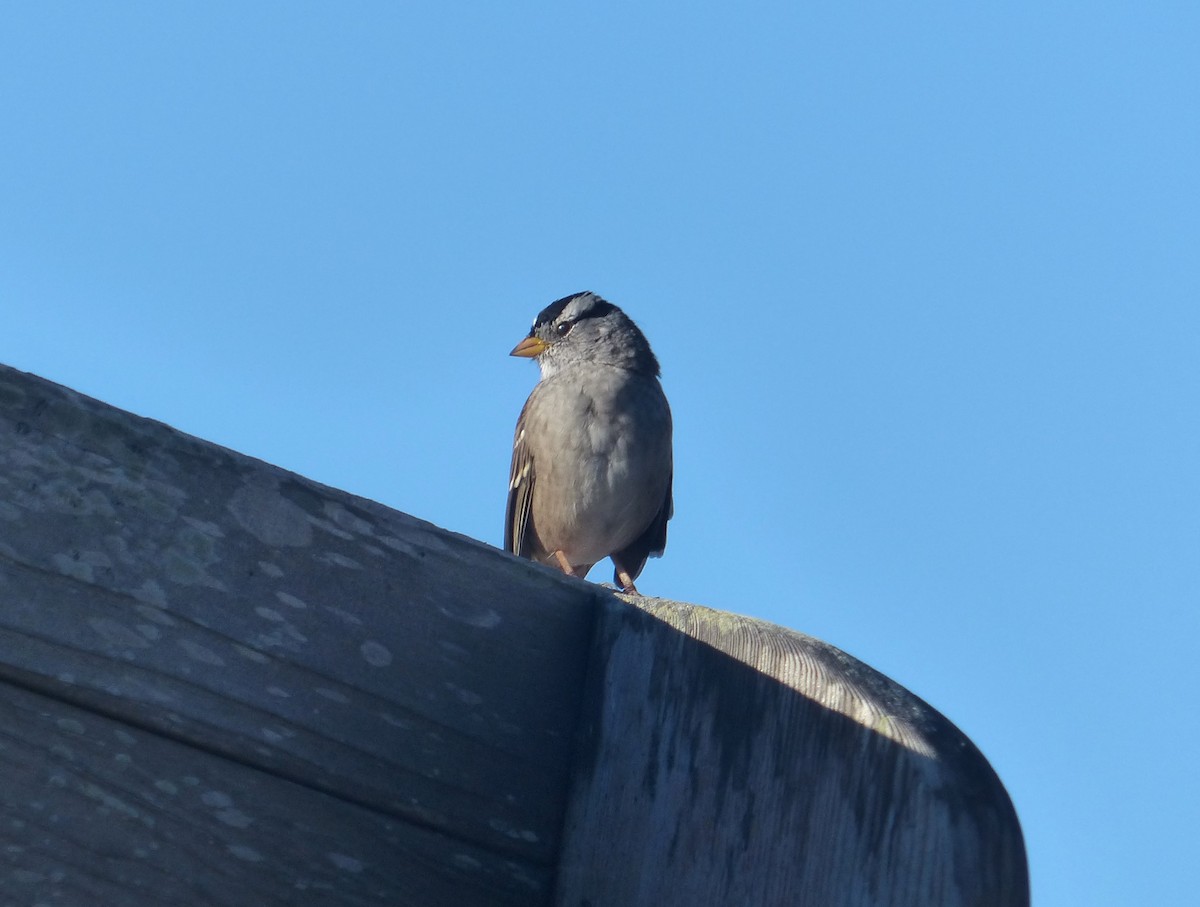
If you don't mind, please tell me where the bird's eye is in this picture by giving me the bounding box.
[555,321,572,337]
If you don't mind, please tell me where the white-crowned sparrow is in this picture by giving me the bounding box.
[505,292,673,594]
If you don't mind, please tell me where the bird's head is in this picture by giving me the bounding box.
[510,291,660,379]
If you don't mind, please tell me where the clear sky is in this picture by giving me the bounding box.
[2,4,1197,903]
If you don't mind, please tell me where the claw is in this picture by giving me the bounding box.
[615,568,639,595]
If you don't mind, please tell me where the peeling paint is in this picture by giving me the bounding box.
[227,480,313,547]
[438,603,502,629]
[319,551,362,570]
[216,808,253,828]
[359,640,393,667]
[326,852,364,873]
[275,591,307,609]
[323,502,374,536]
[232,644,270,664]
[226,844,264,863]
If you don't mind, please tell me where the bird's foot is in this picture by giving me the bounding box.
[553,550,579,577]
[615,568,639,595]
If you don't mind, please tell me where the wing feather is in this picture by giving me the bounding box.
[504,405,538,557]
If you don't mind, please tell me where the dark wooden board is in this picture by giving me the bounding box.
[0,680,550,906]
[555,597,1029,907]
[0,362,600,901]
[0,362,1027,906]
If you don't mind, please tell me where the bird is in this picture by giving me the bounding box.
[505,291,673,595]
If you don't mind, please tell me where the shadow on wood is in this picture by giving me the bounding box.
[0,363,1027,906]
[559,599,1028,906]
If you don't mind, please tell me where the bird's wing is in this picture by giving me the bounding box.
[504,405,537,557]
[611,468,673,585]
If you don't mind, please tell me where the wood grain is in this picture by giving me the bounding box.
[0,679,548,906]
[555,597,1029,907]
[0,362,1027,905]
[0,363,598,904]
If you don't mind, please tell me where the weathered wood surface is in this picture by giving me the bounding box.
[0,362,1027,906]
[555,597,1029,907]
[0,363,597,905]
[0,681,543,906]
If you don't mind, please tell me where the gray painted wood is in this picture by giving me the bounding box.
[555,597,1029,907]
[0,363,1027,905]
[0,680,547,906]
[0,363,599,905]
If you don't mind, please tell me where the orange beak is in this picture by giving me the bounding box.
[510,336,548,358]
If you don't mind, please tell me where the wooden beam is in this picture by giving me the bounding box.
[555,597,1029,906]
[0,363,596,905]
[0,362,1028,905]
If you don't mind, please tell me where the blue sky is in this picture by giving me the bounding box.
[2,4,1197,903]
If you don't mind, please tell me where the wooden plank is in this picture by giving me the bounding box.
[555,597,1029,907]
[0,679,550,906]
[0,363,598,885]
[0,362,1028,905]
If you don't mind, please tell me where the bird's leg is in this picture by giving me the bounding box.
[610,554,641,594]
[615,568,639,595]
[552,550,578,576]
